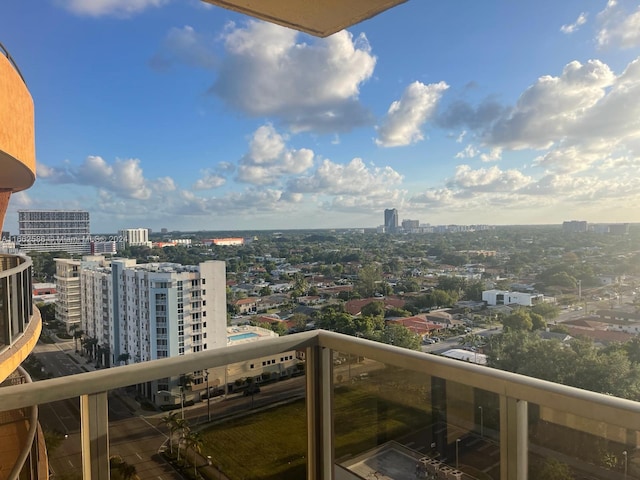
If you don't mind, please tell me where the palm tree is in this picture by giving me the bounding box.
[117,352,131,365]
[174,417,190,463]
[159,412,178,455]
[119,462,137,480]
[184,430,204,476]
[69,324,84,352]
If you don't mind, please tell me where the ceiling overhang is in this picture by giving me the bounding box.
[200,0,408,37]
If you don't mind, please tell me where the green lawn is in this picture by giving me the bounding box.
[200,370,432,480]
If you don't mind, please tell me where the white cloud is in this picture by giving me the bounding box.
[210,21,376,133]
[455,144,479,159]
[596,0,640,48]
[449,165,533,193]
[57,0,167,17]
[479,147,502,162]
[375,81,449,147]
[236,124,315,185]
[193,171,226,190]
[150,26,217,70]
[38,156,159,199]
[286,157,405,212]
[488,59,616,149]
[561,12,588,34]
[287,157,402,195]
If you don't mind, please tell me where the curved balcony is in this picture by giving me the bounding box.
[0,254,39,383]
[0,366,48,480]
[0,43,36,228]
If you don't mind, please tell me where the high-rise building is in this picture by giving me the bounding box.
[79,258,229,361]
[18,209,91,253]
[562,220,588,233]
[54,258,82,333]
[118,228,152,248]
[402,219,420,232]
[78,257,227,398]
[384,208,398,233]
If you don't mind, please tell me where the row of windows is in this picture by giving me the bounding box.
[249,355,295,369]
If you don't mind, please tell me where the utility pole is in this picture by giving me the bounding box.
[205,369,211,422]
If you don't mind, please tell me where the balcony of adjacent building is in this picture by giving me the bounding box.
[1,327,640,480]
[0,253,47,479]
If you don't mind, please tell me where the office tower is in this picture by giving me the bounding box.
[384,208,398,233]
[0,44,47,477]
[562,220,588,233]
[402,219,419,232]
[18,209,91,254]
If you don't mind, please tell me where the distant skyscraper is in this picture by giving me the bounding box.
[384,208,398,233]
[118,228,152,248]
[562,220,588,233]
[402,219,419,232]
[18,209,90,253]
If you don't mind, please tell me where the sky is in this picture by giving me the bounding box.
[2,0,640,233]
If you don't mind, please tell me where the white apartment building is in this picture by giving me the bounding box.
[80,256,113,360]
[118,228,152,248]
[482,289,544,307]
[80,258,227,362]
[54,258,81,333]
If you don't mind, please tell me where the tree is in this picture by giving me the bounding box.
[69,324,84,352]
[117,353,131,365]
[374,324,421,350]
[531,458,574,480]
[160,412,179,454]
[356,264,382,297]
[530,312,546,331]
[184,430,204,476]
[174,417,190,462]
[531,302,560,320]
[361,301,385,317]
[36,302,56,322]
[259,285,272,296]
[502,310,533,331]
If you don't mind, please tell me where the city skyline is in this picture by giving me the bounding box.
[2,1,640,232]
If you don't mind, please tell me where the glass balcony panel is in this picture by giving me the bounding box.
[38,398,82,478]
[334,353,502,480]
[528,401,638,479]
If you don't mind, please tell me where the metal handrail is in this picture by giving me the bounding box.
[0,42,27,86]
[0,329,639,433]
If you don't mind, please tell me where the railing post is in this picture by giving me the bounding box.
[306,345,333,479]
[80,392,110,480]
[500,396,528,480]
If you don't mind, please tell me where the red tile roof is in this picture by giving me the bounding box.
[344,297,406,315]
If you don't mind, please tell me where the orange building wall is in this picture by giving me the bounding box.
[0,191,10,232]
[0,53,36,230]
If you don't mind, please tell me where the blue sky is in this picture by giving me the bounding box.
[2,0,640,232]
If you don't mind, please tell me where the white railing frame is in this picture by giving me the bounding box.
[1,329,640,479]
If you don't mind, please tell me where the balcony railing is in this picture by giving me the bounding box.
[1,330,640,479]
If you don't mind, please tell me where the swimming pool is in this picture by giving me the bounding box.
[228,332,259,341]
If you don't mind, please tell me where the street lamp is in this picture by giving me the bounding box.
[456,438,461,469]
[623,450,628,478]
[478,406,484,438]
[157,388,184,419]
[205,369,211,422]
